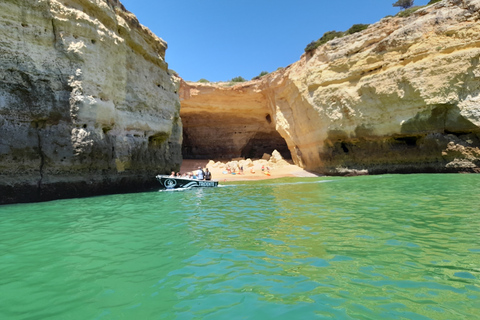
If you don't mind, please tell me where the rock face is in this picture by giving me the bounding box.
[180,0,480,175]
[180,81,291,160]
[0,0,182,204]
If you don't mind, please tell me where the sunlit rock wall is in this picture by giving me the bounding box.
[271,0,480,174]
[181,0,480,175]
[0,0,182,204]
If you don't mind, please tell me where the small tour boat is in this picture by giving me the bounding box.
[156,175,218,189]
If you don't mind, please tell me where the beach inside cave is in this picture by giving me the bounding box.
[180,157,320,182]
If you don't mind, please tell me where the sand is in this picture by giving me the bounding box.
[179,159,319,181]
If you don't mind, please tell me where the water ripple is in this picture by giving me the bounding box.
[0,175,479,319]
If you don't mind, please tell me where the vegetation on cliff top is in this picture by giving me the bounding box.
[252,71,269,80]
[392,0,414,10]
[230,76,247,83]
[393,0,444,18]
[396,6,423,17]
[195,71,269,85]
[305,0,442,53]
[305,24,370,53]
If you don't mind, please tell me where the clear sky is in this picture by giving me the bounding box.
[120,0,430,82]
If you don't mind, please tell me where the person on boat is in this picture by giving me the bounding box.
[205,168,212,180]
[170,171,175,177]
[196,167,205,180]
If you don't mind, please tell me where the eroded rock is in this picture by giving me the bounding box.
[0,0,181,204]
[180,0,480,175]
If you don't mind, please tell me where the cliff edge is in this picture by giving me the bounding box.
[181,0,480,175]
[0,0,182,204]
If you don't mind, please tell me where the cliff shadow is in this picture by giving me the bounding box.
[181,113,292,161]
[240,131,291,160]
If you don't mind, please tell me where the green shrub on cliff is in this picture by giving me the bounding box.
[252,71,269,80]
[345,24,370,35]
[427,0,442,4]
[305,24,369,53]
[231,76,246,82]
[305,31,343,52]
[197,78,209,83]
[393,0,414,10]
[396,5,424,17]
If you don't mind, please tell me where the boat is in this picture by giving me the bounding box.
[156,175,218,189]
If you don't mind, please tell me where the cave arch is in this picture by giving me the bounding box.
[181,119,291,160]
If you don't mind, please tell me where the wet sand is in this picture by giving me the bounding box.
[180,159,319,181]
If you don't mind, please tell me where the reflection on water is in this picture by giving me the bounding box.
[0,174,479,319]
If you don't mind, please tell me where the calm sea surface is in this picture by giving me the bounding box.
[0,174,479,319]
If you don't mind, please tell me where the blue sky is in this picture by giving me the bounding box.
[120,0,430,82]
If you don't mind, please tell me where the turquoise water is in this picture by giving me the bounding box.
[0,174,479,319]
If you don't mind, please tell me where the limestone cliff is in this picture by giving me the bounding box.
[180,81,290,160]
[0,0,181,204]
[181,0,480,175]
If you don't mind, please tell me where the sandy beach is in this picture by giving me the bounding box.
[180,158,319,182]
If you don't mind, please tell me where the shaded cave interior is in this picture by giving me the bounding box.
[240,131,291,160]
[182,127,292,161]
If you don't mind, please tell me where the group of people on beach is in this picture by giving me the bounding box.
[170,166,212,180]
[225,165,243,175]
[223,164,271,175]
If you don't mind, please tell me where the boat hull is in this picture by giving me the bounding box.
[156,175,218,189]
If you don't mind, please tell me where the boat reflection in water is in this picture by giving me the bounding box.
[156,175,218,189]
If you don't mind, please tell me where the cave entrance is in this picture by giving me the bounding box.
[181,112,292,160]
[182,128,292,160]
[240,131,291,160]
